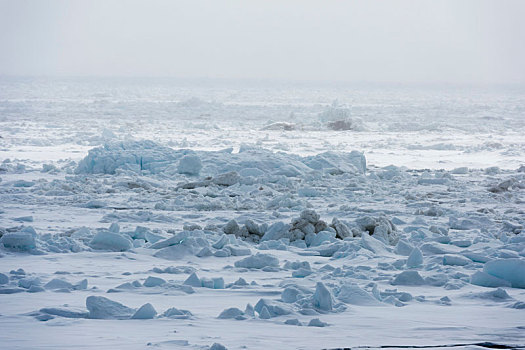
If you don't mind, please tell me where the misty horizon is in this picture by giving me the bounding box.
[1,0,525,85]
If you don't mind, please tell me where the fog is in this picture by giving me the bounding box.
[1,0,524,84]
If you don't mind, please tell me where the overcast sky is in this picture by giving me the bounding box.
[1,0,524,84]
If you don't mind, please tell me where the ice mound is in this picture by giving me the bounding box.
[75,140,366,176]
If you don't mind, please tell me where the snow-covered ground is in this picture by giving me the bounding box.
[0,78,524,350]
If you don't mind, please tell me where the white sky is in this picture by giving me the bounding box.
[1,0,524,84]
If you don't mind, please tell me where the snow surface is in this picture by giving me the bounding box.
[0,78,524,350]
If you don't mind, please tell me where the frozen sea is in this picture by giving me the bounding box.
[0,77,524,350]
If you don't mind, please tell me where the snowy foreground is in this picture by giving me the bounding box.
[0,79,524,350]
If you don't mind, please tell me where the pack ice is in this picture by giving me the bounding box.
[1,81,524,350]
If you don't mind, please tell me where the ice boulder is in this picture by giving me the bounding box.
[0,273,8,285]
[483,258,525,288]
[89,232,132,252]
[86,296,135,319]
[131,303,157,319]
[234,253,279,269]
[177,155,202,175]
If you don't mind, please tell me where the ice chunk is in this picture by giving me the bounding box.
[254,299,292,317]
[234,253,279,269]
[89,232,132,252]
[0,273,8,284]
[483,258,525,288]
[443,254,470,266]
[177,155,202,175]
[360,233,389,255]
[131,303,157,319]
[143,276,166,287]
[308,318,328,327]
[162,307,192,319]
[44,278,73,290]
[392,271,425,286]
[260,222,290,242]
[395,240,414,256]
[470,271,511,288]
[39,307,89,319]
[86,296,135,319]
[282,287,303,303]
[406,247,423,268]
[222,220,240,236]
[313,282,333,311]
[225,245,251,256]
[218,307,244,319]
[183,272,201,287]
[213,171,240,186]
[0,230,36,251]
[285,318,302,326]
[213,234,229,249]
[259,306,271,319]
[212,277,225,289]
[336,284,380,306]
[210,343,228,350]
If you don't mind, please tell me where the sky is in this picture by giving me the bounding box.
[0,0,524,84]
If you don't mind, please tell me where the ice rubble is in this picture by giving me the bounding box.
[75,140,366,176]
